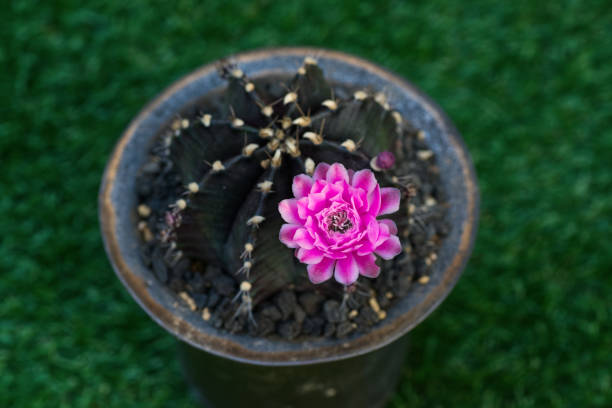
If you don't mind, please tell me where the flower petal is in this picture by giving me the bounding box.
[293,228,315,249]
[292,174,314,199]
[297,197,310,219]
[366,216,380,243]
[375,235,402,260]
[307,257,335,284]
[355,253,380,278]
[347,169,355,183]
[356,242,374,256]
[376,221,391,246]
[326,163,349,184]
[378,219,398,235]
[278,199,302,224]
[352,169,377,193]
[367,185,381,215]
[297,248,325,264]
[334,254,359,285]
[313,163,330,180]
[279,224,301,248]
[379,187,401,215]
[307,192,327,212]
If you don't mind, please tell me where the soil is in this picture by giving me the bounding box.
[135,125,449,341]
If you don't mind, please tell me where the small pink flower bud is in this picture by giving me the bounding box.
[375,151,395,170]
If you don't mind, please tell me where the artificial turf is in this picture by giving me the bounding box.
[2,1,611,406]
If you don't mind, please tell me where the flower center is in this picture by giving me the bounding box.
[326,210,353,233]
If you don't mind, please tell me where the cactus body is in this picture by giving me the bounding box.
[161,59,413,317]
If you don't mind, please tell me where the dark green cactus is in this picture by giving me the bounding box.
[161,58,409,319]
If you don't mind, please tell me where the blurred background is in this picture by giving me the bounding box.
[2,1,611,406]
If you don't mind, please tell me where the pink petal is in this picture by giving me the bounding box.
[297,248,325,264]
[347,169,355,183]
[310,180,326,194]
[355,253,380,278]
[307,257,335,284]
[297,197,310,219]
[279,224,301,248]
[375,235,402,260]
[356,242,374,256]
[307,192,327,212]
[367,185,381,215]
[293,228,315,249]
[326,163,349,184]
[379,219,398,235]
[334,254,359,285]
[366,216,380,243]
[347,187,365,210]
[292,174,314,198]
[376,222,391,246]
[352,169,378,193]
[313,163,330,180]
[278,199,302,224]
[379,187,401,215]
[323,183,343,201]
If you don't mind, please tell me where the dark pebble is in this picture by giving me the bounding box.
[410,228,427,246]
[260,304,283,321]
[336,322,355,338]
[323,322,336,338]
[212,274,236,297]
[414,139,429,150]
[207,289,220,308]
[168,277,183,292]
[414,260,428,278]
[225,314,246,334]
[191,293,208,309]
[203,265,222,281]
[346,294,367,309]
[278,321,301,340]
[139,250,152,269]
[137,182,152,198]
[214,298,232,318]
[323,300,346,323]
[358,307,379,327]
[377,294,391,309]
[294,305,306,324]
[151,249,168,283]
[212,316,224,329]
[249,316,275,337]
[173,258,192,279]
[396,272,413,297]
[302,317,324,336]
[436,220,451,236]
[187,272,207,292]
[275,291,297,320]
[298,292,325,315]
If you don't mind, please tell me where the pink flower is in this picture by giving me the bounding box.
[278,162,402,285]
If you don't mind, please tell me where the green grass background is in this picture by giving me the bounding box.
[2,0,611,406]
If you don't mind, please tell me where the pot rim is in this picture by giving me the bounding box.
[99,46,479,366]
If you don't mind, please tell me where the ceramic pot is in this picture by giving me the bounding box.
[99,47,479,408]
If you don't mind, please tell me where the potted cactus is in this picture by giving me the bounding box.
[99,48,478,408]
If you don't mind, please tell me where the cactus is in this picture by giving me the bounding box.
[160,57,414,320]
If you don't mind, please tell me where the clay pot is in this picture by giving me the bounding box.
[99,47,479,408]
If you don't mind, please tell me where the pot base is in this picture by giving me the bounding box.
[178,335,409,408]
